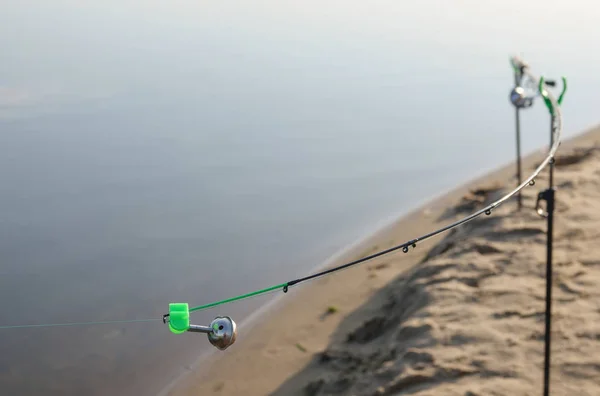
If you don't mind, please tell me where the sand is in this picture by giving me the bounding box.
[166,125,600,396]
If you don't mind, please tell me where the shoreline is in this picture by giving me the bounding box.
[164,124,600,396]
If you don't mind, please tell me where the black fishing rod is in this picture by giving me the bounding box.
[161,56,565,353]
[0,58,566,371]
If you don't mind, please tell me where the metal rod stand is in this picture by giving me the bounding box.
[537,116,556,396]
[514,70,523,210]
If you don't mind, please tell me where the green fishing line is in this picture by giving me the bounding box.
[188,283,288,313]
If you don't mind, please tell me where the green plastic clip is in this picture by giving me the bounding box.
[558,76,567,105]
[168,303,190,334]
[539,76,567,115]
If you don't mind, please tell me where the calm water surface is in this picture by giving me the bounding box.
[1,1,600,394]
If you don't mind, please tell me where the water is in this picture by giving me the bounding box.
[1,1,599,394]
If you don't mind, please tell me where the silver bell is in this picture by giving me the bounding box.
[208,316,237,350]
[188,316,237,350]
[510,86,533,108]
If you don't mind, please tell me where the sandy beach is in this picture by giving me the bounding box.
[166,125,600,396]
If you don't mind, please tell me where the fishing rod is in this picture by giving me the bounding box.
[0,57,565,360]
[162,56,565,351]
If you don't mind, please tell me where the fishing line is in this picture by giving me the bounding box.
[0,318,161,330]
[188,283,286,313]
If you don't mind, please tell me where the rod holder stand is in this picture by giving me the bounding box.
[536,188,555,218]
